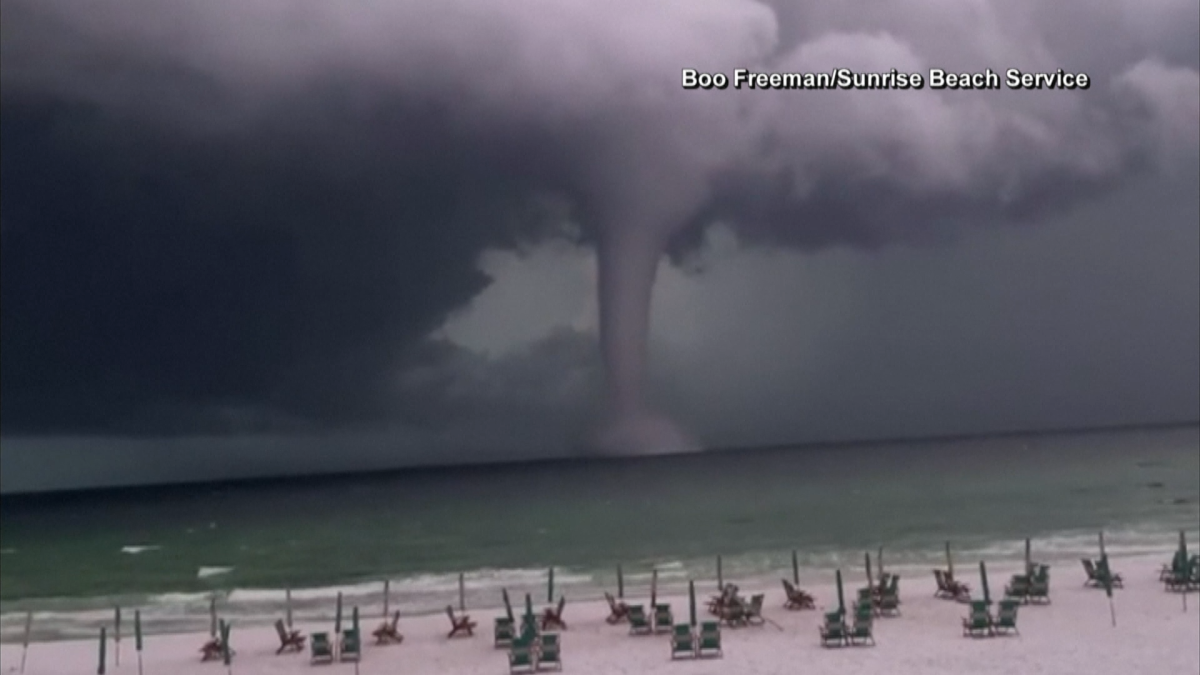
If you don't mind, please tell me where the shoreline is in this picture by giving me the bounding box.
[1,553,1196,674]
[2,540,1196,643]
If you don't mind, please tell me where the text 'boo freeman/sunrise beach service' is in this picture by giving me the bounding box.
[682,67,1091,90]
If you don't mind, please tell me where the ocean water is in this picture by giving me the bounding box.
[0,425,1196,642]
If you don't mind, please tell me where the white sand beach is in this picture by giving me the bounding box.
[3,554,1197,675]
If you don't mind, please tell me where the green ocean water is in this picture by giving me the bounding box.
[0,425,1197,640]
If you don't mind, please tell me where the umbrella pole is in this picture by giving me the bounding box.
[19,610,32,674]
[460,573,467,612]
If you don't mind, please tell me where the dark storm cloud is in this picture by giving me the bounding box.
[2,0,1197,437]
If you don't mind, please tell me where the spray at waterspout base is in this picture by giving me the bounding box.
[587,408,700,456]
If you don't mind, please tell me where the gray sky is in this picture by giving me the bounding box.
[1,0,1197,492]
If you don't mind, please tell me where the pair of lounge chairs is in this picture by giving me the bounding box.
[671,622,722,659]
[819,608,874,647]
[540,597,568,631]
[933,569,970,601]
[1161,552,1200,592]
[199,637,234,662]
[508,632,562,673]
[961,599,1019,637]
[446,606,477,638]
[1081,559,1124,589]
[309,629,360,664]
[781,580,815,610]
[720,594,765,627]
[604,593,630,624]
[1005,565,1051,604]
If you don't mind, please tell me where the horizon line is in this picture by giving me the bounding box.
[1,418,1196,501]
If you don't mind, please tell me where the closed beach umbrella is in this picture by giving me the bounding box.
[382,581,390,619]
[878,547,884,578]
[335,592,343,635]
[286,588,294,628]
[717,555,723,591]
[865,552,874,592]
[979,561,991,604]
[98,627,107,675]
[1180,531,1189,612]
[459,573,466,611]
[219,619,231,667]
[524,593,534,624]
[835,570,845,615]
[688,580,697,627]
[1024,538,1032,575]
[945,541,954,578]
[548,567,554,604]
[617,565,624,600]
[114,606,122,666]
[209,596,217,638]
[352,606,360,637]
[134,610,144,675]
[651,569,658,609]
[19,611,32,674]
[792,550,800,585]
[1101,550,1116,626]
[502,589,514,622]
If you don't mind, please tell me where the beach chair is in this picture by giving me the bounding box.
[1005,573,1031,603]
[1163,551,1190,591]
[494,616,516,648]
[537,633,562,671]
[720,597,748,627]
[338,629,361,662]
[446,605,476,638]
[992,599,1019,636]
[849,613,875,646]
[878,575,901,616]
[604,593,629,624]
[372,611,403,645]
[199,637,223,662]
[697,621,723,658]
[652,604,673,633]
[781,579,815,610]
[274,619,306,654]
[1190,555,1200,590]
[1027,566,1051,604]
[670,624,696,659]
[627,605,652,635]
[309,632,334,665]
[508,635,536,674]
[541,596,567,631]
[819,613,847,648]
[961,601,993,638]
[744,594,766,626]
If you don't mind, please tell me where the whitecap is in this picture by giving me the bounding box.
[121,545,161,555]
[198,566,234,579]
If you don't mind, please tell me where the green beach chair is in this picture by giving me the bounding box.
[849,613,875,646]
[495,617,516,648]
[1005,574,1030,603]
[339,629,361,662]
[627,605,652,635]
[310,632,334,665]
[537,633,562,671]
[670,624,696,659]
[961,601,993,638]
[1027,566,1051,604]
[508,635,536,674]
[697,621,722,658]
[992,599,1019,635]
[744,594,766,626]
[819,614,847,648]
[653,604,673,633]
[878,575,901,616]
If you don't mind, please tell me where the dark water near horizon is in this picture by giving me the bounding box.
[1,425,1197,641]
